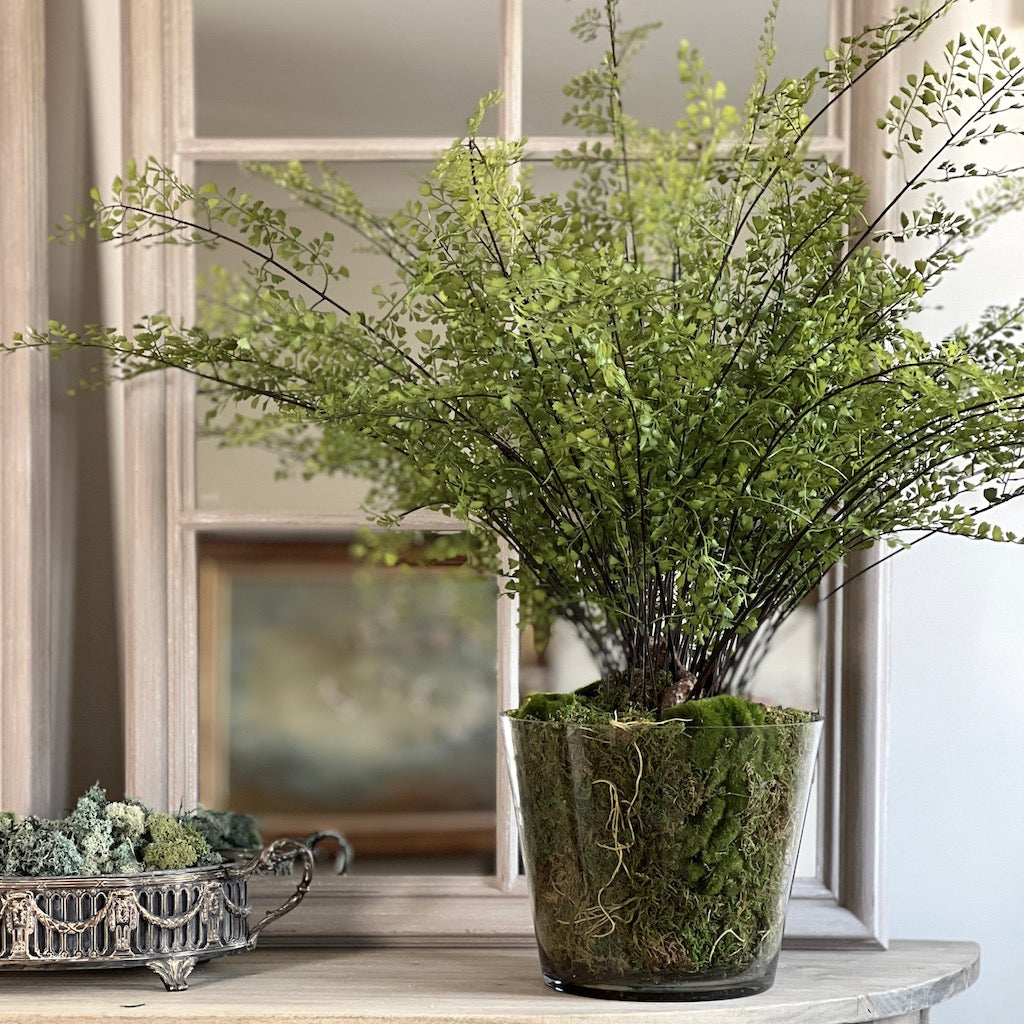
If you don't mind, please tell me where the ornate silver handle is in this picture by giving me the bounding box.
[305,830,353,875]
[233,838,314,949]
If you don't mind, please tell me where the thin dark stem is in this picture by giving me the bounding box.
[604,0,638,266]
[708,0,959,304]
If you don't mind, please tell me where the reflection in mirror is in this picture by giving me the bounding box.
[523,0,831,135]
[189,0,834,884]
[194,161,431,514]
[520,597,821,878]
[199,538,499,876]
[193,0,498,138]
[191,140,826,875]
[199,533,822,877]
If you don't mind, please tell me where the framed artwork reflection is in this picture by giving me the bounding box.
[198,538,500,869]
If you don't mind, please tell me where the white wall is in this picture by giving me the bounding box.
[890,530,1024,1023]
[887,6,1024,1020]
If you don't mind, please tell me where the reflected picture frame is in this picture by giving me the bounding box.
[198,538,501,868]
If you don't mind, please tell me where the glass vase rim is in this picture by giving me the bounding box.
[501,708,823,730]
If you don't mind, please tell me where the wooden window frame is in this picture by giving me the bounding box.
[2,0,889,947]
[0,0,56,817]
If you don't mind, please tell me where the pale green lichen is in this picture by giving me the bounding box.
[110,840,143,875]
[0,785,242,877]
[65,784,107,841]
[141,812,217,871]
[0,818,84,877]
[66,784,116,875]
[78,819,115,876]
[107,801,147,846]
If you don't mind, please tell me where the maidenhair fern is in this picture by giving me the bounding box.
[15,1,1024,710]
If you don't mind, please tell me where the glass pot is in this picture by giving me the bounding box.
[502,712,822,1000]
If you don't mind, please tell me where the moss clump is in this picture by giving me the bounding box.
[110,840,144,875]
[510,681,662,725]
[0,785,247,877]
[65,784,114,875]
[182,807,262,852]
[107,801,147,847]
[507,692,820,990]
[512,691,620,724]
[661,694,768,726]
[0,819,84,877]
[141,813,215,871]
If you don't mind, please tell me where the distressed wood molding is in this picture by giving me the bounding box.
[0,0,55,816]
[117,0,197,809]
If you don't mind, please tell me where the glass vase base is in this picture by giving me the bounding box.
[541,957,778,1002]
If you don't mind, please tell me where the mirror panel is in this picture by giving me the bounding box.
[194,161,429,514]
[193,0,499,138]
[200,539,498,875]
[183,0,853,912]
[522,0,831,135]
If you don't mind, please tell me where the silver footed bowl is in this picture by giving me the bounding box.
[0,837,312,990]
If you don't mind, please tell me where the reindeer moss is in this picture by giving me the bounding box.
[141,813,215,871]
[507,694,819,990]
[0,786,230,877]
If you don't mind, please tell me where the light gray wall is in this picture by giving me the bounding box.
[886,6,1024,1020]
[890,527,1024,1024]
[887,219,1024,1021]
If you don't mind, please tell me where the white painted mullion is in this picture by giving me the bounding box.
[495,550,522,892]
[181,509,462,534]
[828,0,894,950]
[827,0,853,165]
[0,0,55,816]
[493,0,527,893]
[118,0,196,811]
[182,136,466,163]
[181,135,849,165]
[167,0,200,810]
[787,0,889,948]
[499,0,524,143]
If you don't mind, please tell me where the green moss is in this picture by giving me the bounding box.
[660,693,769,726]
[141,813,216,870]
[511,684,659,724]
[182,807,262,851]
[506,696,821,987]
[0,819,84,877]
[511,690,608,723]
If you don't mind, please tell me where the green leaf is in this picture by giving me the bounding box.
[17,0,1024,713]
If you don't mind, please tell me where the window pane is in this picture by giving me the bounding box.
[523,0,831,135]
[747,600,820,878]
[193,0,499,137]
[200,540,498,875]
[194,161,430,514]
